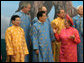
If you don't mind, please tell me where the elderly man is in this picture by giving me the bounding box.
[9,1,31,62]
[73,5,83,62]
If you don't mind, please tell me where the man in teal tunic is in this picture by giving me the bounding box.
[31,5,55,44]
[73,5,83,62]
[9,1,31,62]
[30,11,55,62]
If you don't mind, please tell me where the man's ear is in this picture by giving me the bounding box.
[12,20,14,24]
[39,17,41,20]
[57,13,59,16]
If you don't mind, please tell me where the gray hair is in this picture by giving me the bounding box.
[77,5,83,10]
[15,1,30,12]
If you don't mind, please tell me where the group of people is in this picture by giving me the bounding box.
[4,1,83,62]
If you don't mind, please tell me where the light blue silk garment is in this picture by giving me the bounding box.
[9,11,31,62]
[48,5,55,22]
[30,20,55,62]
[73,14,83,62]
[31,5,56,42]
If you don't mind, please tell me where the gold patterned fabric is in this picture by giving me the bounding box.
[51,17,65,34]
[5,25,29,62]
[51,17,65,62]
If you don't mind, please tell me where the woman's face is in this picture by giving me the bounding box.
[64,20,70,28]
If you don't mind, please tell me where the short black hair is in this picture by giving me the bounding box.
[11,15,20,22]
[37,11,45,20]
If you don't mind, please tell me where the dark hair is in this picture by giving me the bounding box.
[11,15,20,22]
[37,11,45,19]
[57,9,61,14]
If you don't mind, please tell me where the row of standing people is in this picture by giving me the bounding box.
[5,1,83,62]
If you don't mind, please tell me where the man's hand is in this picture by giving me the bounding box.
[35,50,39,55]
[6,55,13,62]
[53,28,58,33]
[70,35,75,40]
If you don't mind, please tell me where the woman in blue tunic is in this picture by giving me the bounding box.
[73,5,83,62]
[30,11,54,62]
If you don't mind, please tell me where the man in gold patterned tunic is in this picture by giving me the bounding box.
[51,9,66,62]
[5,15,29,62]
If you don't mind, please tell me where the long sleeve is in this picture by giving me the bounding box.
[21,29,29,55]
[48,5,55,22]
[50,28,56,42]
[5,29,13,55]
[47,18,56,42]
[73,29,81,44]
[30,25,39,50]
[73,17,77,28]
[81,19,83,36]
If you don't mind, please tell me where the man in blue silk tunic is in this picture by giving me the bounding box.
[73,5,83,62]
[31,5,55,44]
[30,11,55,62]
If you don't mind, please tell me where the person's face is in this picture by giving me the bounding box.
[39,13,47,22]
[24,4,31,13]
[64,20,70,28]
[58,10,65,18]
[42,7,47,14]
[12,18,21,26]
[77,6,83,15]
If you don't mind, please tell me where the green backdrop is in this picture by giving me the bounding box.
[1,39,6,62]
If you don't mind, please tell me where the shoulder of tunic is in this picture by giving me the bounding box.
[52,17,61,22]
[73,15,80,20]
[33,22,39,26]
[33,21,41,30]
[32,17,38,21]
[19,27,24,31]
[51,17,61,26]
[70,27,78,32]
[5,26,13,32]
[51,18,57,23]
[14,12,24,17]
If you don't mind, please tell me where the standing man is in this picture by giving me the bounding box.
[30,6,55,62]
[73,5,83,62]
[5,15,29,62]
[31,6,55,43]
[9,1,31,62]
[51,9,66,62]
[30,11,54,62]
